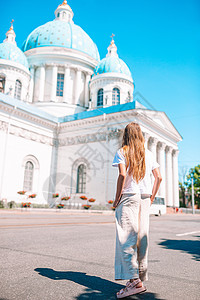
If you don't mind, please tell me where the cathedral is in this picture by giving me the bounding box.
[0,1,182,212]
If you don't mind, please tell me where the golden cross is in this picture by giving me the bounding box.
[111,33,115,41]
[11,19,14,27]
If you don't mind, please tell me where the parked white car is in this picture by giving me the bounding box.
[150,197,166,216]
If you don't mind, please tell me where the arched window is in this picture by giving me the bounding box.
[97,89,103,106]
[14,80,22,100]
[112,88,120,105]
[0,76,5,93]
[76,164,86,193]
[23,161,34,191]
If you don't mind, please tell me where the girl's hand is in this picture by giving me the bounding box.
[113,195,122,208]
[150,196,154,206]
[113,200,119,208]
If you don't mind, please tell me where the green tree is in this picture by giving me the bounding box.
[186,164,200,208]
[179,181,186,207]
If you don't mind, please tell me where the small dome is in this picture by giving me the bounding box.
[0,22,29,69]
[0,43,29,68]
[94,38,132,79]
[94,56,132,78]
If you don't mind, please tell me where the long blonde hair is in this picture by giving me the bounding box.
[121,122,146,183]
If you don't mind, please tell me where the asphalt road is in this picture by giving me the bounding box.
[0,210,199,300]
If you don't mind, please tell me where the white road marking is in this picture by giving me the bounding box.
[176,230,200,237]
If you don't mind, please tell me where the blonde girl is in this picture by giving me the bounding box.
[112,122,162,298]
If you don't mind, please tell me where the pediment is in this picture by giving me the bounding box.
[136,109,182,142]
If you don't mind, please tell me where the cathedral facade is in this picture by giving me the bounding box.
[0,1,182,212]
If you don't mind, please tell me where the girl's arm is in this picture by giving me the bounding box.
[151,168,162,205]
[113,163,126,208]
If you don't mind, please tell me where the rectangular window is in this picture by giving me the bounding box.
[56,73,64,97]
[14,80,22,100]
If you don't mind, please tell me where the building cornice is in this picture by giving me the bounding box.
[0,60,30,79]
[58,128,123,146]
[0,102,57,130]
[25,47,98,70]
[0,120,56,146]
[59,109,139,130]
[90,74,133,87]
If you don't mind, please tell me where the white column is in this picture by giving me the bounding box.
[104,89,110,107]
[50,65,57,102]
[84,73,91,107]
[165,146,173,206]
[29,65,35,103]
[157,142,166,198]
[143,132,150,148]
[38,65,45,101]
[63,67,70,103]
[74,69,82,105]
[172,149,179,207]
[148,137,158,160]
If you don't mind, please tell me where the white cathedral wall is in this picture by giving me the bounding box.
[56,127,122,206]
[0,133,53,204]
[56,143,106,204]
[0,109,55,205]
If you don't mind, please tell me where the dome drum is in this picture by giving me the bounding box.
[90,75,134,109]
[30,60,92,117]
[25,46,99,70]
[0,60,30,101]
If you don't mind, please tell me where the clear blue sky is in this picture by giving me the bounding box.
[1,0,200,178]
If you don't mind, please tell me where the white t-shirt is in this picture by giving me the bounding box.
[112,147,159,195]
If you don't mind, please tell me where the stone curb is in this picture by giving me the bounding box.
[0,208,115,215]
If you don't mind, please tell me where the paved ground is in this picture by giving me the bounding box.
[0,210,199,300]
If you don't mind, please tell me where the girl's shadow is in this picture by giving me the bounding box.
[34,268,161,299]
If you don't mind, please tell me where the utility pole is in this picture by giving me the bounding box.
[192,178,195,214]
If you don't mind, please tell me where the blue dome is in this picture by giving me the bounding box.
[22,20,100,61]
[94,56,132,78]
[0,42,29,68]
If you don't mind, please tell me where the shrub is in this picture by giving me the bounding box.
[61,196,70,200]
[8,201,16,209]
[80,195,87,200]
[88,198,96,202]
[82,204,91,209]
[0,201,4,208]
[53,193,59,198]
[57,204,64,209]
